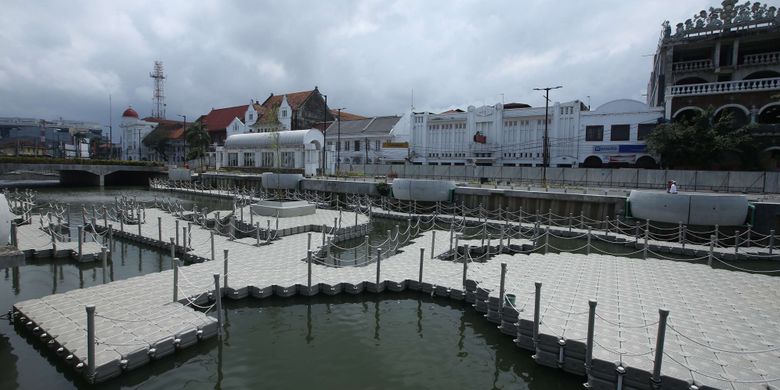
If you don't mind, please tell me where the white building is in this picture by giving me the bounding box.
[578,99,664,168]
[411,101,584,167]
[220,129,323,176]
[119,107,156,161]
[408,99,664,168]
[324,114,410,169]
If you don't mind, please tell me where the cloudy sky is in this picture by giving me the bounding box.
[1,0,715,137]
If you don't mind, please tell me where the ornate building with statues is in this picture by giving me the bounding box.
[646,1,780,163]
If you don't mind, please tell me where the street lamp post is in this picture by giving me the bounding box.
[178,114,187,166]
[335,107,345,176]
[533,85,562,188]
[321,94,327,176]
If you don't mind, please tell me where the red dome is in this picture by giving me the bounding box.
[122,107,139,118]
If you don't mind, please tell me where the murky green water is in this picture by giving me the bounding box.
[1,187,582,390]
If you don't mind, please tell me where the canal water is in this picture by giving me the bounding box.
[1,187,584,389]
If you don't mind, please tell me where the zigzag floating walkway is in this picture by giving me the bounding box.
[12,203,780,389]
[16,218,108,262]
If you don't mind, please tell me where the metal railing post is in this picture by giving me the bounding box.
[499,263,507,309]
[544,226,550,255]
[86,305,96,382]
[585,300,597,376]
[213,274,223,339]
[708,235,715,267]
[461,245,468,288]
[419,247,425,285]
[587,227,592,256]
[365,235,370,264]
[223,249,229,290]
[172,257,179,302]
[651,308,670,387]
[307,250,312,290]
[533,282,542,345]
[376,248,382,287]
[430,230,436,259]
[77,225,82,260]
[101,246,108,283]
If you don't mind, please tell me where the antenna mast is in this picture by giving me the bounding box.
[150,61,166,119]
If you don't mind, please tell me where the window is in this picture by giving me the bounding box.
[637,124,655,141]
[354,140,361,151]
[281,152,295,168]
[261,152,274,167]
[248,113,253,121]
[281,109,287,118]
[243,152,255,167]
[228,153,238,167]
[366,140,371,151]
[610,124,630,141]
[375,140,380,150]
[585,125,604,141]
[344,141,350,151]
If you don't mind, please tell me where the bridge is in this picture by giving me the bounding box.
[0,162,166,186]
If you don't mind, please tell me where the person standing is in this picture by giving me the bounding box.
[669,180,678,194]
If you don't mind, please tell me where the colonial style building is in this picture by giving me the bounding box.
[220,129,323,176]
[119,107,156,161]
[202,87,334,144]
[323,115,409,168]
[142,118,187,163]
[647,1,780,128]
[410,101,585,167]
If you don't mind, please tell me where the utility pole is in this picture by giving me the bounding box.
[178,114,187,166]
[321,94,328,176]
[335,107,345,176]
[533,85,562,188]
[109,94,113,159]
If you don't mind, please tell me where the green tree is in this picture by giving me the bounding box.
[646,108,756,170]
[185,121,211,170]
[142,126,170,162]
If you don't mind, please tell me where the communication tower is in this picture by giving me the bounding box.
[149,61,166,119]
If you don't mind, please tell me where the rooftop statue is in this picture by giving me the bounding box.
[665,1,779,39]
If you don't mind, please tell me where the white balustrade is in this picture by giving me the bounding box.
[668,77,780,96]
[743,51,780,66]
[672,59,713,72]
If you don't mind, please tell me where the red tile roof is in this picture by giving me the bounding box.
[202,105,248,133]
[143,117,185,140]
[261,90,315,110]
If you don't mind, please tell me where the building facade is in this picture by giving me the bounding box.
[323,115,409,168]
[578,100,664,168]
[119,107,156,161]
[647,2,780,128]
[410,101,585,167]
[220,129,323,176]
[0,116,103,158]
[203,87,334,145]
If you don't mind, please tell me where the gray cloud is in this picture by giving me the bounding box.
[0,0,714,140]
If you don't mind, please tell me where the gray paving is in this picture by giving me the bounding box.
[11,202,780,389]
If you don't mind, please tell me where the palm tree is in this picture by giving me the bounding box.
[186,121,211,171]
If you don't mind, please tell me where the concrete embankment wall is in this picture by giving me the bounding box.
[339,164,780,193]
[199,173,625,222]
